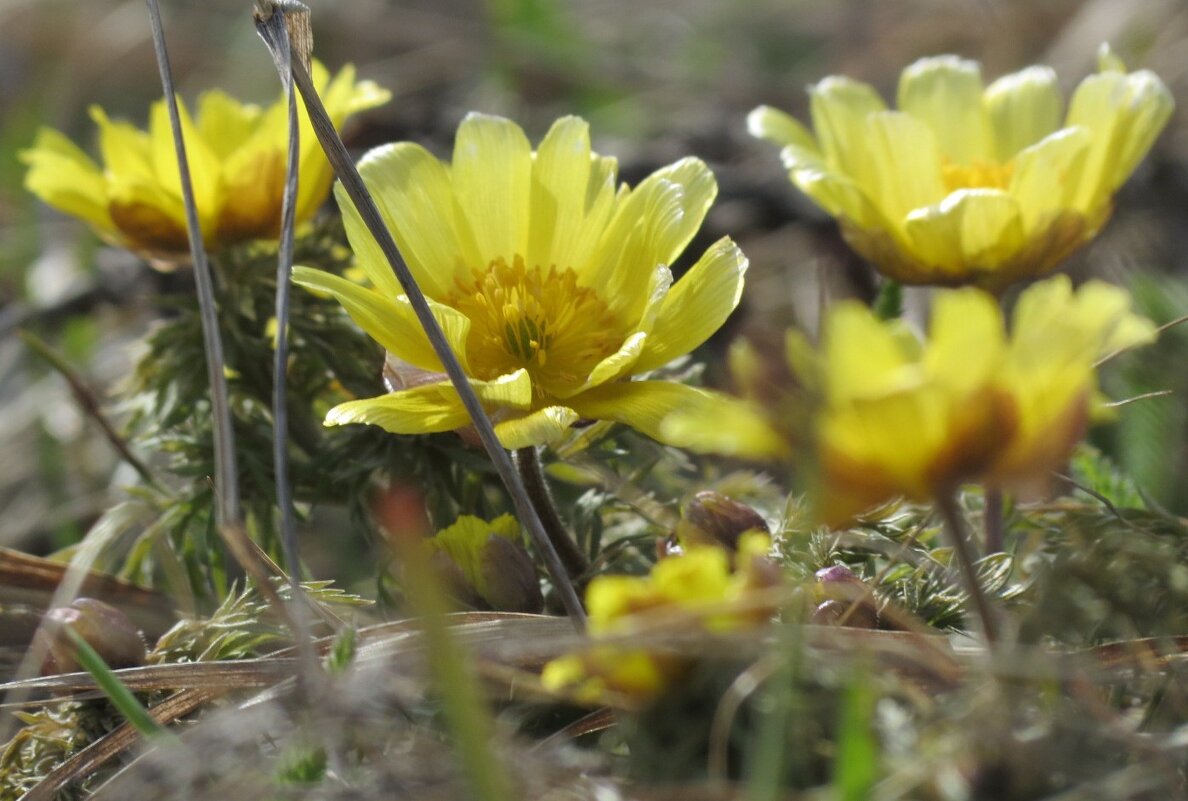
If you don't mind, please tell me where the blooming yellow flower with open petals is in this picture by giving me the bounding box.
[21,63,389,260]
[749,47,1173,291]
[663,276,1155,526]
[541,532,776,703]
[294,113,748,450]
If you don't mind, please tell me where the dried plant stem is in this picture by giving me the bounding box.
[260,17,586,628]
[18,329,158,489]
[983,486,1004,553]
[936,491,1000,647]
[513,447,589,583]
[144,0,239,527]
[254,0,319,690]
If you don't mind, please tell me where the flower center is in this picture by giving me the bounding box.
[447,257,623,393]
[941,158,1015,193]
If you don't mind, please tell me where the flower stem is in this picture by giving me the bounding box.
[936,491,1000,646]
[983,486,1004,553]
[514,447,590,584]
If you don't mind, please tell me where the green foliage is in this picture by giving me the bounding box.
[273,743,328,786]
[1109,273,1188,513]
[833,667,879,801]
[323,625,357,675]
[1015,505,1188,645]
[872,278,903,321]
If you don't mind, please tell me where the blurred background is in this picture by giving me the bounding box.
[1,0,1186,557]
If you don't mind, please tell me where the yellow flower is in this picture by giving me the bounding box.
[541,532,777,703]
[294,113,748,449]
[21,63,389,260]
[749,46,1173,291]
[983,277,1157,495]
[663,276,1155,526]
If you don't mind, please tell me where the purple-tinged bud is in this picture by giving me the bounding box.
[812,566,880,628]
[815,565,860,585]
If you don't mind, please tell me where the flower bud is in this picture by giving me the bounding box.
[36,598,147,675]
[478,535,544,613]
[812,565,880,628]
[677,491,769,552]
[426,548,486,610]
[423,515,544,613]
[811,599,879,629]
[815,565,860,586]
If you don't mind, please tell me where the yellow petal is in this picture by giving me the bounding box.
[1008,127,1091,232]
[299,63,391,223]
[570,380,757,449]
[319,62,391,121]
[326,369,533,433]
[451,113,532,264]
[984,66,1063,160]
[342,142,480,301]
[808,76,886,179]
[747,105,820,152]
[1104,71,1175,192]
[327,383,469,433]
[1066,69,1174,213]
[1011,275,1155,365]
[89,106,153,179]
[568,153,621,270]
[494,406,581,449]
[863,112,945,224]
[640,157,718,269]
[780,146,889,232]
[897,55,992,163]
[106,175,191,253]
[903,189,1024,277]
[1097,43,1127,74]
[659,395,786,460]
[148,97,221,232]
[216,147,285,244]
[592,158,715,327]
[291,265,471,373]
[527,116,594,271]
[196,89,262,158]
[822,301,917,401]
[634,237,747,372]
[925,288,1005,395]
[20,128,113,233]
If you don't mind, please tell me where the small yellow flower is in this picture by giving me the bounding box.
[294,113,748,449]
[750,46,1173,291]
[541,532,777,703]
[21,63,389,260]
[663,276,1155,526]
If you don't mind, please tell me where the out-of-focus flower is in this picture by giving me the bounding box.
[750,46,1173,291]
[672,490,769,553]
[35,598,147,676]
[541,532,778,703]
[294,113,749,450]
[663,275,1155,526]
[423,514,543,613]
[21,63,389,261]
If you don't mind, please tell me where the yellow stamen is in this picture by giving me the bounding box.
[941,157,1015,193]
[448,256,623,392]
